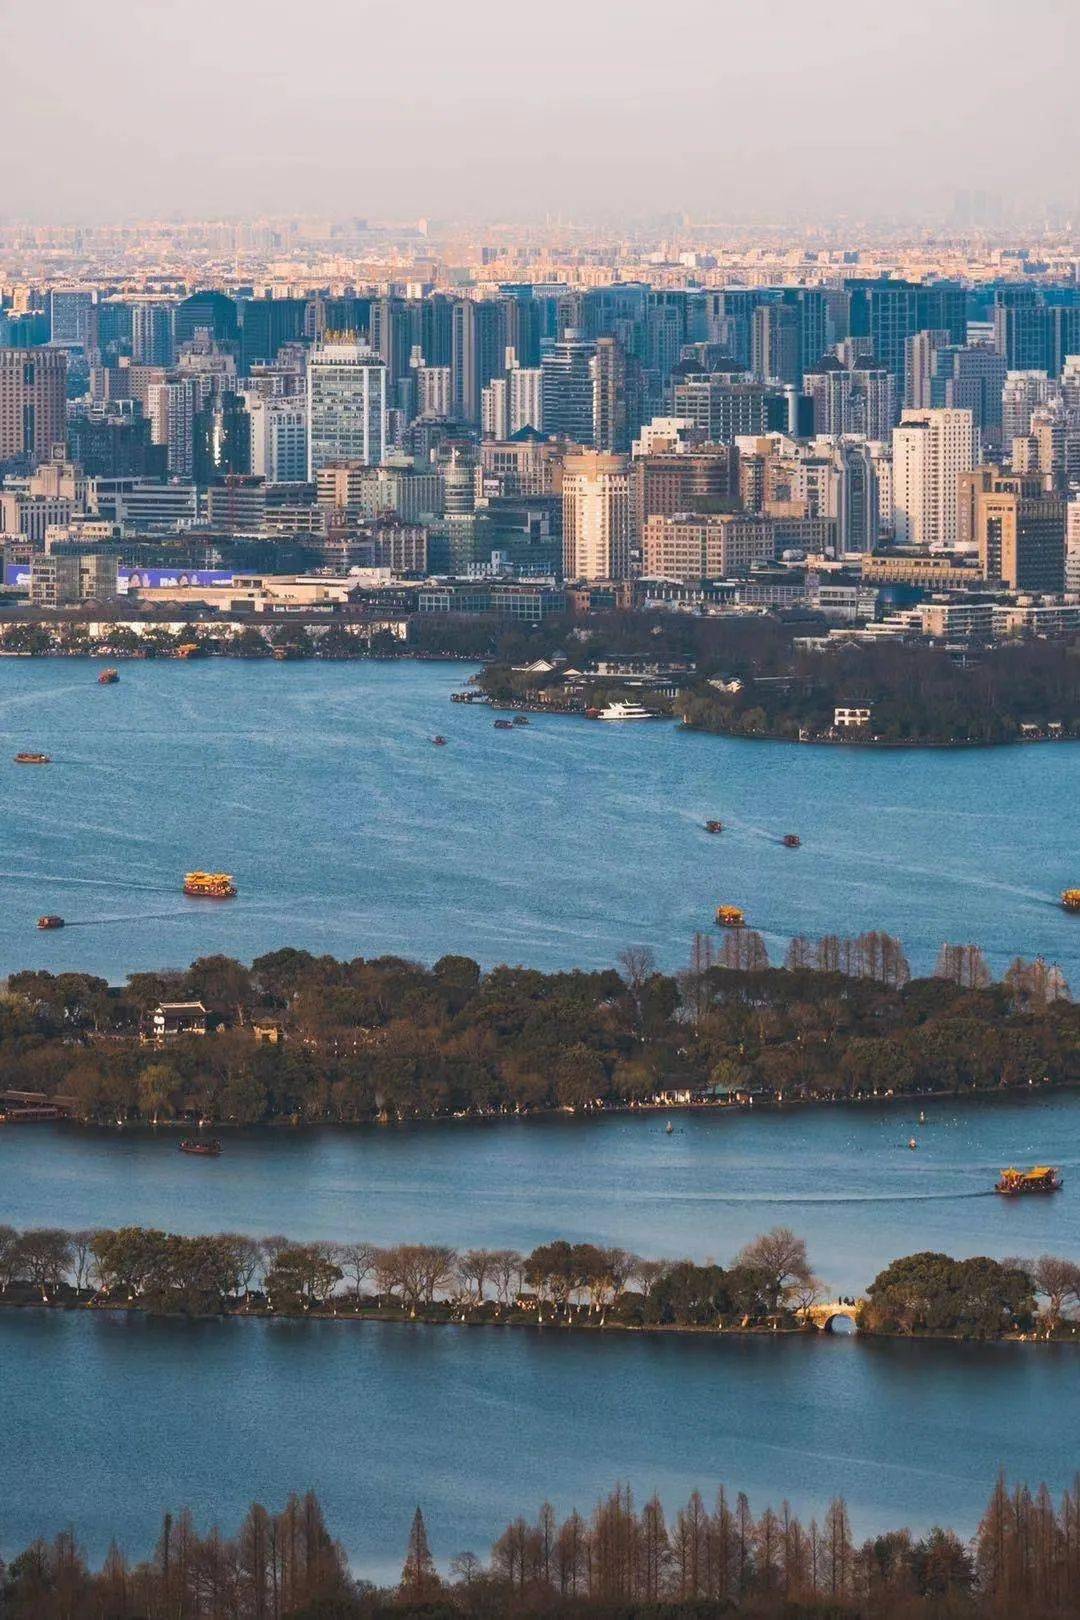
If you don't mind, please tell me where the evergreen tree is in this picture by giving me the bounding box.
[400,1505,439,1601]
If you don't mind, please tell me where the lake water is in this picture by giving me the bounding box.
[3,658,1079,1568]
[1,1311,1076,1578]
[0,657,1078,983]
[4,1094,1079,1293]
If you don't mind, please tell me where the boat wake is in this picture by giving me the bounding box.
[0,869,176,894]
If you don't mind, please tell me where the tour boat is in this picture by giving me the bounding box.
[704,820,724,834]
[1062,890,1080,913]
[512,715,530,726]
[13,752,50,765]
[98,668,119,685]
[432,735,447,746]
[715,904,745,928]
[179,1138,222,1157]
[995,1165,1062,1196]
[182,871,237,900]
[596,701,654,721]
[782,834,801,848]
[493,719,515,730]
[37,915,65,930]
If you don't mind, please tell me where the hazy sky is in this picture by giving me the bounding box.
[4,0,1077,224]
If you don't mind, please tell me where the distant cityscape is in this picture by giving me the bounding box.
[1,218,1080,648]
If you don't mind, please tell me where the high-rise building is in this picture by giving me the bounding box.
[592,336,643,453]
[415,365,452,419]
[508,362,543,434]
[306,337,386,477]
[641,512,778,580]
[976,479,1066,592]
[246,396,308,484]
[562,451,632,580]
[131,303,175,367]
[846,279,965,396]
[671,375,786,442]
[541,331,596,442]
[174,291,239,350]
[1001,371,1057,444]
[481,378,509,441]
[0,348,68,465]
[147,377,203,479]
[891,408,975,547]
[48,289,96,349]
[751,303,800,385]
[239,297,308,371]
[632,445,736,543]
[804,358,895,440]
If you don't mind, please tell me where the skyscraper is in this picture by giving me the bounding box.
[541,331,596,443]
[562,451,632,580]
[751,303,800,385]
[306,336,387,477]
[0,347,68,465]
[891,408,975,548]
[592,336,643,453]
[131,303,176,366]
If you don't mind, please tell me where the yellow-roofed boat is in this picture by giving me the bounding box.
[183,872,237,900]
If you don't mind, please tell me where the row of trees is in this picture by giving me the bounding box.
[5,1473,1080,1618]
[0,1224,823,1326]
[0,621,399,661]
[7,934,1080,1129]
[5,1224,1078,1337]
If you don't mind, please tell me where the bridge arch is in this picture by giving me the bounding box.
[803,1300,863,1333]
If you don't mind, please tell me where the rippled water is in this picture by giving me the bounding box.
[3,658,1078,1568]
[0,657,1078,981]
[4,1094,1078,1291]
[0,1312,1076,1578]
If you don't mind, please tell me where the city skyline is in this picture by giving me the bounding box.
[4,0,1078,225]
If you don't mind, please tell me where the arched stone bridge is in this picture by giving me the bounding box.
[802,1300,864,1332]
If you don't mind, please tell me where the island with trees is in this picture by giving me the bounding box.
[1,1222,1077,1342]
[2,1471,1079,1618]
[470,611,1080,747]
[2,931,1077,1130]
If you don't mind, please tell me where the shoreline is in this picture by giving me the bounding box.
[25,1074,1078,1140]
[5,650,1074,751]
[1,1296,1075,1348]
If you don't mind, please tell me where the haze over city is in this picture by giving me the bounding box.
[4,0,1078,223]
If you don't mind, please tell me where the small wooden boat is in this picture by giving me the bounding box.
[14,752,50,765]
[782,834,801,848]
[493,719,515,730]
[432,735,447,746]
[98,668,120,685]
[37,915,65,930]
[513,715,530,726]
[908,1138,917,1151]
[179,1138,222,1157]
[704,820,724,834]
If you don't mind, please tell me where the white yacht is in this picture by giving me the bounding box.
[596,700,655,721]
